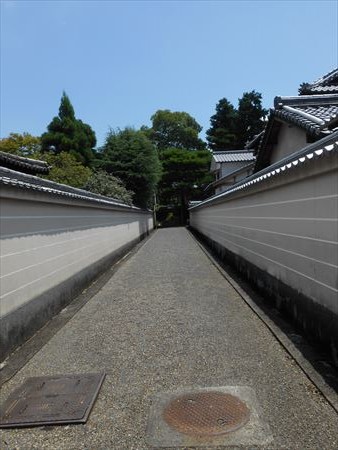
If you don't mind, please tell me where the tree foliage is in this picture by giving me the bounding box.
[160,148,212,202]
[236,91,268,148]
[143,109,209,224]
[148,110,206,151]
[206,91,267,150]
[98,128,161,208]
[39,151,92,188]
[84,171,134,205]
[0,133,41,156]
[206,99,238,150]
[41,92,96,166]
[159,148,212,224]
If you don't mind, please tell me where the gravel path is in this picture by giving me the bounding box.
[1,228,338,449]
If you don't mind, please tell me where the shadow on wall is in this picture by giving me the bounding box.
[190,228,338,369]
[1,204,152,361]
[0,238,142,362]
[139,215,150,238]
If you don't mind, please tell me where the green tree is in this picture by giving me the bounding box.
[206,98,238,150]
[206,93,267,150]
[99,128,161,208]
[159,148,212,224]
[0,133,41,156]
[149,110,206,151]
[84,171,134,205]
[41,92,96,166]
[38,151,92,188]
[235,91,267,148]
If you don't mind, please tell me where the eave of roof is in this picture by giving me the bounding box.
[275,94,338,108]
[0,151,50,175]
[272,109,327,136]
[189,132,338,211]
[0,167,146,212]
[212,150,255,163]
[255,94,338,171]
[272,94,338,135]
[303,85,338,95]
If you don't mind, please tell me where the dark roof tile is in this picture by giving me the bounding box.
[0,167,142,211]
[212,150,255,163]
[272,94,338,135]
[0,151,49,175]
[299,68,338,95]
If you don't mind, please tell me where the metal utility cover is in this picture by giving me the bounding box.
[147,386,273,448]
[0,372,105,428]
[163,391,250,437]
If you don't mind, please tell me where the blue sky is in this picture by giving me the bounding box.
[1,1,337,147]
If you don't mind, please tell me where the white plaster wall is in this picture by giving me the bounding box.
[190,152,338,315]
[0,190,153,318]
[271,123,308,164]
[215,167,254,195]
[220,161,248,177]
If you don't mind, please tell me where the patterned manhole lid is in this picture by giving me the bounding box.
[163,391,250,436]
[0,372,105,428]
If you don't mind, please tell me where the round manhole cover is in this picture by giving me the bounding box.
[163,391,250,437]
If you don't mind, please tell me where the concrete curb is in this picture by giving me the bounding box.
[188,228,338,416]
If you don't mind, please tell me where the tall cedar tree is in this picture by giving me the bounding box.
[206,92,267,150]
[41,92,96,166]
[99,128,161,208]
[235,91,268,148]
[206,98,238,150]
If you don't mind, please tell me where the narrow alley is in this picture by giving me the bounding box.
[1,228,338,449]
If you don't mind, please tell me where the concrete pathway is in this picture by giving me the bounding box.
[1,228,338,449]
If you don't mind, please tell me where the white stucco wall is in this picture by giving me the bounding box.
[271,123,308,164]
[220,161,249,177]
[190,150,338,320]
[0,189,152,318]
[0,185,153,358]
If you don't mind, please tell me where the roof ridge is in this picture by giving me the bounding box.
[282,105,326,126]
[0,151,48,167]
[299,69,338,95]
[311,68,338,86]
[274,94,338,108]
[0,151,50,174]
[213,149,253,153]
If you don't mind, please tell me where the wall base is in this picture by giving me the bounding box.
[0,235,147,362]
[190,227,338,366]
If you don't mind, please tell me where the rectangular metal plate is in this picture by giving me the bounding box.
[0,372,105,428]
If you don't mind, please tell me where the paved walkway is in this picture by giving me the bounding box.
[1,228,338,449]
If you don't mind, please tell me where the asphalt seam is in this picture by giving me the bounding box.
[0,230,157,388]
[188,228,338,416]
